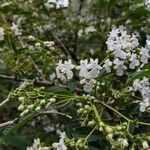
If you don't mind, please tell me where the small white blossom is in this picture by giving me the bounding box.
[113,58,127,76]
[132,77,150,112]
[140,48,150,67]
[53,132,67,150]
[56,59,74,81]
[11,23,22,36]
[45,0,69,9]
[26,138,50,150]
[0,27,4,41]
[77,59,102,92]
[103,59,113,73]
[129,53,140,69]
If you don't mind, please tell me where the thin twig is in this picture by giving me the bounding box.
[0,74,84,92]
[0,118,18,128]
[40,110,72,119]
[28,55,46,81]
[0,93,11,108]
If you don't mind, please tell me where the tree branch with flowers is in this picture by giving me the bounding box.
[0,0,150,150]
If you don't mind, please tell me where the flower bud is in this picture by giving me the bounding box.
[35,106,41,111]
[107,134,113,139]
[28,104,34,109]
[122,139,129,147]
[49,98,56,103]
[77,108,83,114]
[105,126,113,133]
[18,105,24,111]
[99,122,105,127]
[88,120,95,126]
[84,105,91,111]
[18,96,25,101]
[99,127,103,131]
[142,141,149,149]
[40,99,46,104]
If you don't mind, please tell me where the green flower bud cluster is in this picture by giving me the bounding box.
[67,138,88,150]
[18,96,56,116]
[76,102,92,117]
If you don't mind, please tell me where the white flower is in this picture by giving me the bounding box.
[80,78,96,93]
[129,53,140,69]
[56,0,69,8]
[77,59,101,92]
[142,141,149,149]
[11,23,22,36]
[113,49,128,60]
[45,0,69,9]
[132,77,150,112]
[103,59,113,73]
[76,59,89,77]
[56,59,74,81]
[53,132,67,150]
[106,26,139,54]
[77,29,83,37]
[0,27,4,41]
[140,48,150,67]
[113,58,127,76]
[26,138,50,150]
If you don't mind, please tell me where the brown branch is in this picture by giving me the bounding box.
[0,74,84,92]
[0,74,53,87]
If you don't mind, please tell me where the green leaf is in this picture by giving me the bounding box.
[0,111,39,144]
[126,69,150,85]
[88,141,111,150]
[67,80,76,92]
[73,127,102,142]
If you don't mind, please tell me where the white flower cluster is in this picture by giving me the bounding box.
[53,132,67,150]
[56,59,102,92]
[44,0,69,9]
[77,59,101,92]
[105,26,149,76]
[132,77,150,112]
[0,27,4,41]
[26,138,50,150]
[56,59,75,82]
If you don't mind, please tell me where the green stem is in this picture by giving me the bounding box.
[96,101,150,126]
[85,126,97,142]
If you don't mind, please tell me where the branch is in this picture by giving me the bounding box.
[0,93,11,108]
[0,74,84,92]
[28,55,46,82]
[0,74,53,87]
[0,118,18,128]
[39,110,72,119]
